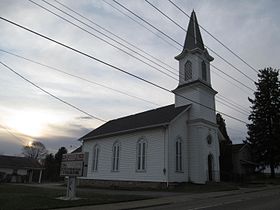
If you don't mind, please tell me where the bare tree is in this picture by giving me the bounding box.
[22,141,48,160]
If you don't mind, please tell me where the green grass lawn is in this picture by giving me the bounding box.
[0,184,150,210]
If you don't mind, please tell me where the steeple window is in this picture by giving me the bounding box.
[202,61,207,81]
[184,61,192,81]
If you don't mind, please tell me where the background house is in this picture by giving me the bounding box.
[231,144,256,179]
[0,155,43,183]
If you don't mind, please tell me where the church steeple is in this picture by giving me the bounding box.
[173,10,217,109]
[183,10,204,51]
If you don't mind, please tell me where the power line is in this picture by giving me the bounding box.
[212,70,252,95]
[2,48,250,118]
[28,0,252,115]
[144,0,255,83]
[112,0,182,47]
[39,0,178,78]
[227,126,247,134]
[29,0,178,81]
[168,0,258,74]
[216,97,249,117]
[109,0,255,93]
[0,49,160,107]
[0,16,248,124]
[211,64,254,92]
[41,0,252,100]
[53,0,177,73]
[217,94,250,113]
[102,0,180,51]
[0,124,25,144]
[216,96,249,115]
[0,60,107,123]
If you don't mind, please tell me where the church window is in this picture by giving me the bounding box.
[136,138,147,171]
[184,61,192,81]
[92,144,99,171]
[175,138,183,172]
[112,142,120,172]
[202,61,207,81]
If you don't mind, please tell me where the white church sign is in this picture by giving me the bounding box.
[60,153,86,200]
[60,153,85,176]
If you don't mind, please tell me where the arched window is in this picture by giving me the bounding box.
[175,138,182,172]
[136,138,147,171]
[112,142,120,171]
[202,61,207,81]
[92,144,99,171]
[184,61,192,81]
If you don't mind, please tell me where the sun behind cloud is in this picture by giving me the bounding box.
[6,110,61,138]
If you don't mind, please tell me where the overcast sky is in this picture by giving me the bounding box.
[0,0,279,156]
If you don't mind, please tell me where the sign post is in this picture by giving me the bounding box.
[66,176,76,199]
[60,153,85,200]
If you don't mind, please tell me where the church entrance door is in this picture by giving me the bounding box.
[208,154,213,181]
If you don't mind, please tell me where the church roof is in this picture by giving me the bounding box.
[71,146,82,153]
[183,10,205,51]
[81,104,190,140]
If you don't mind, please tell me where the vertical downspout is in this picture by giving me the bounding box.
[164,125,169,188]
[187,112,190,182]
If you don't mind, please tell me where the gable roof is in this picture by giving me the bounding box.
[81,104,190,140]
[0,155,43,169]
[232,143,250,153]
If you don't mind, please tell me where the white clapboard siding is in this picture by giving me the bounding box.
[167,110,188,182]
[83,127,166,182]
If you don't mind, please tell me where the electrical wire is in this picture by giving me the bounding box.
[0,124,26,144]
[0,16,248,124]
[0,49,160,107]
[107,0,255,92]
[145,0,256,83]
[168,0,258,74]
[54,0,177,73]
[28,0,178,81]
[102,0,181,51]
[0,60,107,123]
[34,0,253,113]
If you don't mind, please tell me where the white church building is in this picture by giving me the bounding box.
[79,11,221,187]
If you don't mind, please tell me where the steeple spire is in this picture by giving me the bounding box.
[175,10,213,61]
[183,10,204,51]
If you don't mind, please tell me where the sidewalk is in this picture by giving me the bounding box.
[55,185,280,210]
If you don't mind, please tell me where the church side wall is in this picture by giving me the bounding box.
[82,128,167,182]
[168,111,189,182]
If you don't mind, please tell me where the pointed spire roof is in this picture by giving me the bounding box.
[175,10,213,61]
[183,10,204,51]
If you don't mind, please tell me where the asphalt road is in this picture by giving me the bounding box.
[141,187,280,210]
[203,194,280,210]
